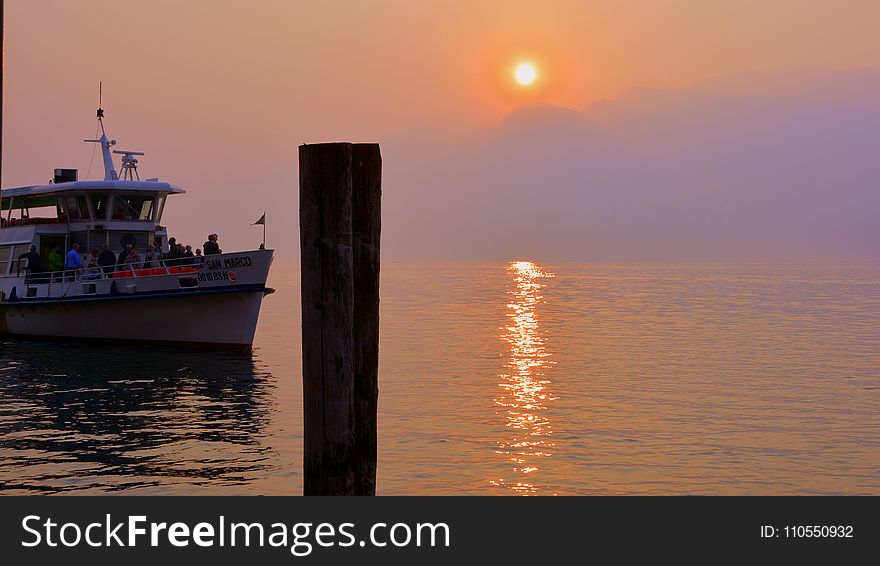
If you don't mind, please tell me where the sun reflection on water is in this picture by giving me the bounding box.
[490,260,557,494]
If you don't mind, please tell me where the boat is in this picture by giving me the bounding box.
[0,108,274,349]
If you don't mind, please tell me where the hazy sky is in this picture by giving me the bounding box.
[3,0,880,259]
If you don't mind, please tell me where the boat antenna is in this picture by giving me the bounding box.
[84,81,118,181]
[98,81,104,135]
[84,83,102,179]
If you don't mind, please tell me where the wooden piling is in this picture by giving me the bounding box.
[299,143,356,495]
[299,142,381,496]
[351,144,382,495]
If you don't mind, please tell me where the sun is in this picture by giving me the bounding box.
[514,63,537,86]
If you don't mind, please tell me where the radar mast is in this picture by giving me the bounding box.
[83,89,119,181]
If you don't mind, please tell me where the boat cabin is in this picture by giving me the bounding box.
[1,112,185,277]
[0,107,273,349]
[0,177,184,277]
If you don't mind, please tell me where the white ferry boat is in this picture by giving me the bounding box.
[0,109,274,349]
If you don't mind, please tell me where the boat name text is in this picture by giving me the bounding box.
[206,256,252,271]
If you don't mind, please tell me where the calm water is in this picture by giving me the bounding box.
[1,261,878,495]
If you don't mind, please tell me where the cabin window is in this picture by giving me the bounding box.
[155,195,167,223]
[26,288,38,298]
[2,196,59,226]
[63,196,90,221]
[112,195,154,221]
[81,283,97,295]
[90,195,109,221]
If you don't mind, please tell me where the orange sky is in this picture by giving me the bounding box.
[3,0,880,255]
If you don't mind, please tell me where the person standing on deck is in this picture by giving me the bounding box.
[85,250,100,269]
[143,242,160,269]
[117,244,132,270]
[81,250,101,280]
[127,246,143,270]
[17,246,42,280]
[154,241,165,264]
[47,246,64,275]
[165,237,180,265]
[203,234,221,255]
[183,245,195,265]
[98,244,116,275]
[64,243,84,281]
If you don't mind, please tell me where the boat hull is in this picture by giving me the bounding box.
[0,287,267,349]
[0,249,274,350]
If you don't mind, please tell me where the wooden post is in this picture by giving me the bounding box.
[351,144,381,495]
[299,142,381,496]
[299,143,356,495]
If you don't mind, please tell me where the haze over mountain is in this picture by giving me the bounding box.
[383,67,880,262]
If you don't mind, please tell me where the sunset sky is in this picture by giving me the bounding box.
[3,0,880,260]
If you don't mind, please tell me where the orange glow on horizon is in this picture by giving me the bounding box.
[477,39,575,115]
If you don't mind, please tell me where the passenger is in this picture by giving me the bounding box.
[48,245,64,276]
[85,249,100,269]
[127,246,143,270]
[82,250,102,280]
[17,245,42,280]
[117,243,132,270]
[165,237,180,264]
[193,248,203,267]
[98,244,116,275]
[180,246,196,266]
[64,243,84,280]
[153,241,166,268]
[143,242,159,269]
[203,233,222,255]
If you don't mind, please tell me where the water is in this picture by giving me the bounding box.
[1,261,878,495]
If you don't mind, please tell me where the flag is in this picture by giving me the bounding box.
[252,213,265,226]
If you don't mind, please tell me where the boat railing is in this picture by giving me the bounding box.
[17,256,206,292]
